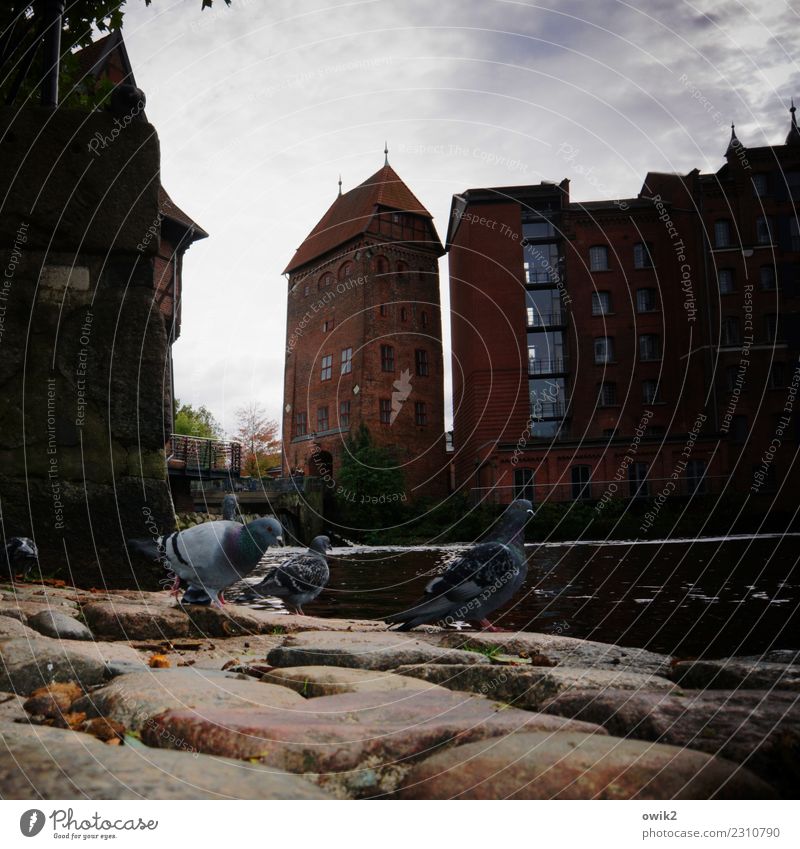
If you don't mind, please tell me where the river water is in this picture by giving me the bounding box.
[235,534,799,658]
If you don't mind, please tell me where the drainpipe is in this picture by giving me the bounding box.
[40,0,65,107]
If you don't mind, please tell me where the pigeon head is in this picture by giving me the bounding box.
[5,537,39,577]
[242,517,284,555]
[490,499,534,543]
[309,535,332,554]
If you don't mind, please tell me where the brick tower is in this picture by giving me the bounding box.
[282,156,448,498]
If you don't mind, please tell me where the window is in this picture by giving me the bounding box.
[725,365,739,392]
[303,284,310,297]
[628,462,649,498]
[514,468,535,502]
[633,242,654,268]
[731,415,748,443]
[768,362,786,388]
[571,465,591,500]
[594,336,615,364]
[792,219,800,251]
[636,288,658,312]
[339,400,350,427]
[323,318,334,332]
[379,398,392,425]
[721,317,741,347]
[522,220,555,240]
[338,261,354,281]
[341,347,353,374]
[380,344,395,372]
[415,348,429,376]
[421,310,428,328]
[756,216,773,245]
[765,313,780,343]
[717,268,735,294]
[400,307,407,321]
[752,173,769,196]
[786,171,800,200]
[379,304,387,317]
[374,256,389,275]
[686,459,707,494]
[396,261,409,282]
[592,291,611,315]
[759,265,776,291]
[316,406,329,432]
[295,412,307,437]
[320,354,332,381]
[639,334,661,361]
[319,272,333,289]
[597,381,617,406]
[589,245,609,271]
[642,379,659,404]
[714,220,732,248]
[414,401,427,426]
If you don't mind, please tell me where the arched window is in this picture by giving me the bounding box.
[374,255,389,275]
[318,272,333,290]
[397,260,409,282]
[338,261,354,281]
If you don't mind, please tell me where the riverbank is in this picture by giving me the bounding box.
[0,581,796,799]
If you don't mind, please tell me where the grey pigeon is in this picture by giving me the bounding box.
[250,535,332,615]
[221,494,239,522]
[385,499,533,631]
[128,517,283,608]
[4,537,39,579]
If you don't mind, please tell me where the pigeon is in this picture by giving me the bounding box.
[249,535,332,615]
[221,494,239,522]
[385,499,533,631]
[4,537,39,579]
[128,517,283,608]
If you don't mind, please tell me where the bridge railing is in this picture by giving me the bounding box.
[169,434,242,477]
[191,475,323,495]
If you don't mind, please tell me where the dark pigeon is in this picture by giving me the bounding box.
[128,517,283,608]
[4,537,39,579]
[385,499,533,631]
[249,535,332,615]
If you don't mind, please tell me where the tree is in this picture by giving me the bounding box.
[1,1,231,107]
[233,402,281,478]
[335,424,406,540]
[173,399,221,440]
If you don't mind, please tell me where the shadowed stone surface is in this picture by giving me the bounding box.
[671,659,800,690]
[261,666,447,697]
[394,664,675,710]
[0,738,331,799]
[541,688,799,796]
[267,631,492,671]
[82,601,194,640]
[427,632,672,676]
[72,667,303,731]
[397,732,776,799]
[0,597,79,623]
[27,610,93,641]
[140,687,604,797]
[0,637,144,694]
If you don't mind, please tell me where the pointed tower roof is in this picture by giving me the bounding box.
[725,122,741,156]
[284,163,435,273]
[786,99,800,146]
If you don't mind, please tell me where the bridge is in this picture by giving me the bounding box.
[165,434,326,543]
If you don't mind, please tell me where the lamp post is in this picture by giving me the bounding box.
[40,0,65,107]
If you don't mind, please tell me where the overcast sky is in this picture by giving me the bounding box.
[120,0,799,436]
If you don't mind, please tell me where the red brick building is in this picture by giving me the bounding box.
[282,160,448,497]
[448,108,800,512]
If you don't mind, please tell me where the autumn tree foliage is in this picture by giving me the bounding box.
[233,402,281,478]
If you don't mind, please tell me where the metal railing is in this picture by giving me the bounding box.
[191,475,323,494]
[527,311,566,327]
[169,434,242,477]
[528,356,569,374]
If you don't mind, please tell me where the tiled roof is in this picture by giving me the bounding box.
[159,186,209,241]
[284,164,433,273]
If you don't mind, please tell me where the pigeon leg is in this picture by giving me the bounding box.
[294,606,304,616]
[219,590,226,606]
[169,574,181,597]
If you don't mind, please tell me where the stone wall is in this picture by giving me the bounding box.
[0,106,175,586]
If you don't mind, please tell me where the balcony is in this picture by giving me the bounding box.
[528,355,569,375]
[168,434,242,479]
[527,310,567,328]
